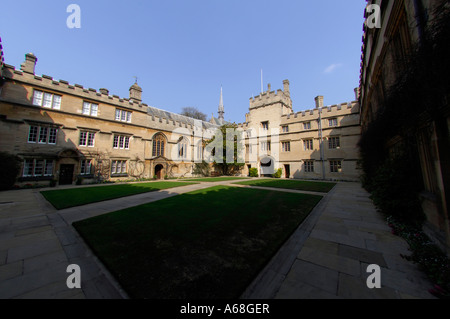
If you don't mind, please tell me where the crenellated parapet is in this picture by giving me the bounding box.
[2,63,149,113]
[249,80,292,110]
[281,101,360,122]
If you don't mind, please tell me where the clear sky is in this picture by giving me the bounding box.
[0,0,367,124]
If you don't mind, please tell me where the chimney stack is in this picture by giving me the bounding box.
[315,96,324,109]
[20,53,37,74]
[129,82,142,103]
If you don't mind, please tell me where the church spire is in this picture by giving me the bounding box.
[218,85,225,124]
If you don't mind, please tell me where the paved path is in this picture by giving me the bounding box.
[0,180,435,299]
[242,182,435,299]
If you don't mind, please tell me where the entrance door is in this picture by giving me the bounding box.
[59,164,74,185]
[284,164,290,179]
[155,164,164,180]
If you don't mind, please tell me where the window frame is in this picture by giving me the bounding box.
[152,134,166,157]
[303,122,312,130]
[38,127,48,144]
[304,160,315,173]
[282,141,291,152]
[328,136,341,149]
[246,144,253,155]
[111,160,128,175]
[48,127,58,145]
[32,90,62,110]
[80,159,93,175]
[82,101,99,117]
[261,141,271,152]
[113,134,130,150]
[330,160,343,173]
[178,138,188,160]
[328,118,338,127]
[115,108,132,123]
[303,139,314,151]
[22,159,54,177]
[28,126,38,143]
[79,131,95,147]
[28,125,57,145]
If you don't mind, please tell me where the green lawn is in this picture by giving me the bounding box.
[234,179,337,193]
[184,177,250,182]
[73,186,323,299]
[41,182,197,210]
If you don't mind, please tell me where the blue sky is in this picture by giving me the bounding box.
[0,0,366,124]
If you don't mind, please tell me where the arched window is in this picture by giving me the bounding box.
[178,137,189,160]
[153,133,165,157]
[196,140,204,161]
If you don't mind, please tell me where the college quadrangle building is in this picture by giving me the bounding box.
[1,0,449,257]
[0,41,361,186]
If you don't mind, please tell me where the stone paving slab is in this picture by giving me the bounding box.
[280,260,340,295]
[276,279,340,299]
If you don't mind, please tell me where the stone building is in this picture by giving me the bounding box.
[0,51,218,186]
[359,0,450,253]
[238,81,361,181]
[0,42,362,187]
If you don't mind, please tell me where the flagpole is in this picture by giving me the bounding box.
[261,69,263,94]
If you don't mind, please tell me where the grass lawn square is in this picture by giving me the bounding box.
[73,185,323,299]
[234,179,336,193]
[41,181,197,210]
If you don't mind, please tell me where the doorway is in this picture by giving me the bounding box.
[59,164,74,185]
[284,164,290,179]
[155,164,164,180]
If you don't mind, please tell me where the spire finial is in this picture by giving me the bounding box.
[218,86,225,123]
[219,85,224,109]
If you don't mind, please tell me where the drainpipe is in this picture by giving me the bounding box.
[315,96,326,180]
[318,109,326,180]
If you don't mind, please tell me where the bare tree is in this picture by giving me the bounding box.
[180,107,207,121]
